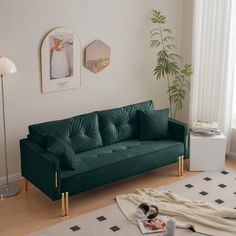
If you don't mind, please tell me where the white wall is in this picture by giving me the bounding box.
[0,0,185,181]
[176,0,193,123]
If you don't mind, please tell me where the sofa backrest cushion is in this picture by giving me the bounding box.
[138,108,169,140]
[46,135,77,170]
[28,112,103,153]
[97,100,154,146]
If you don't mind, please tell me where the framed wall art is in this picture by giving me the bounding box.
[41,28,81,93]
[85,40,111,73]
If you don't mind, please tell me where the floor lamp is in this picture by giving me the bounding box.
[0,56,20,198]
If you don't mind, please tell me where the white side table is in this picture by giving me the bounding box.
[189,133,226,171]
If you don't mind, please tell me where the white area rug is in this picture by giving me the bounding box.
[27,169,236,236]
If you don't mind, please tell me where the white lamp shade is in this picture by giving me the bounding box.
[0,57,17,76]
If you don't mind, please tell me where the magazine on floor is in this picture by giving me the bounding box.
[137,217,168,234]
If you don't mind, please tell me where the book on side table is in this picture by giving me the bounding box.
[191,120,221,135]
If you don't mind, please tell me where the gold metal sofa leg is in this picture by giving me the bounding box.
[181,155,184,176]
[65,192,69,216]
[61,192,69,217]
[61,193,65,217]
[178,155,184,177]
[178,156,181,177]
[25,179,28,191]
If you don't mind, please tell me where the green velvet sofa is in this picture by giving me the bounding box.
[20,100,189,204]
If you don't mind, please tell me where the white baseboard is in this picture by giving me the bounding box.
[0,172,22,186]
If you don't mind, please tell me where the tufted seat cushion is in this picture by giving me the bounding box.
[60,139,184,194]
[28,112,103,153]
[61,139,183,177]
[97,100,153,146]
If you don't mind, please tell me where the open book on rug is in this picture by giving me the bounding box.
[137,217,168,234]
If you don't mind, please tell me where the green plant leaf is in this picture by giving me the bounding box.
[165,44,176,50]
[163,36,174,42]
[154,65,165,79]
[169,53,181,60]
[181,64,193,77]
[150,40,161,48]
[155,56,180,78]
[166,61,180,76]
[151,10,166,24]
[163,28,172,34]
[157,49,168,59]
[150,32,161,38]
[150,28,160,34]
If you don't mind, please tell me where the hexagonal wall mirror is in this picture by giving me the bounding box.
[85,40,111,73]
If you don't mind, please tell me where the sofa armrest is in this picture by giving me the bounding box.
[20,139,61,201]
[168,118,190,159]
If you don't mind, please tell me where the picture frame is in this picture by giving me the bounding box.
[84,40,111,73]
[41,28,81,93]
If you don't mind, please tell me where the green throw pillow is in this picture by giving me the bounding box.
[46,135,77,170]
[138,109,169,140]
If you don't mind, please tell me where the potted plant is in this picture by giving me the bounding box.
[150,10,193,118]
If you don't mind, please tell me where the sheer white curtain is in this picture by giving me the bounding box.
[233,79,236,127]
[190,0,236,151]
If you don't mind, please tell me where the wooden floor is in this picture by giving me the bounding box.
[1,158,236,236]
